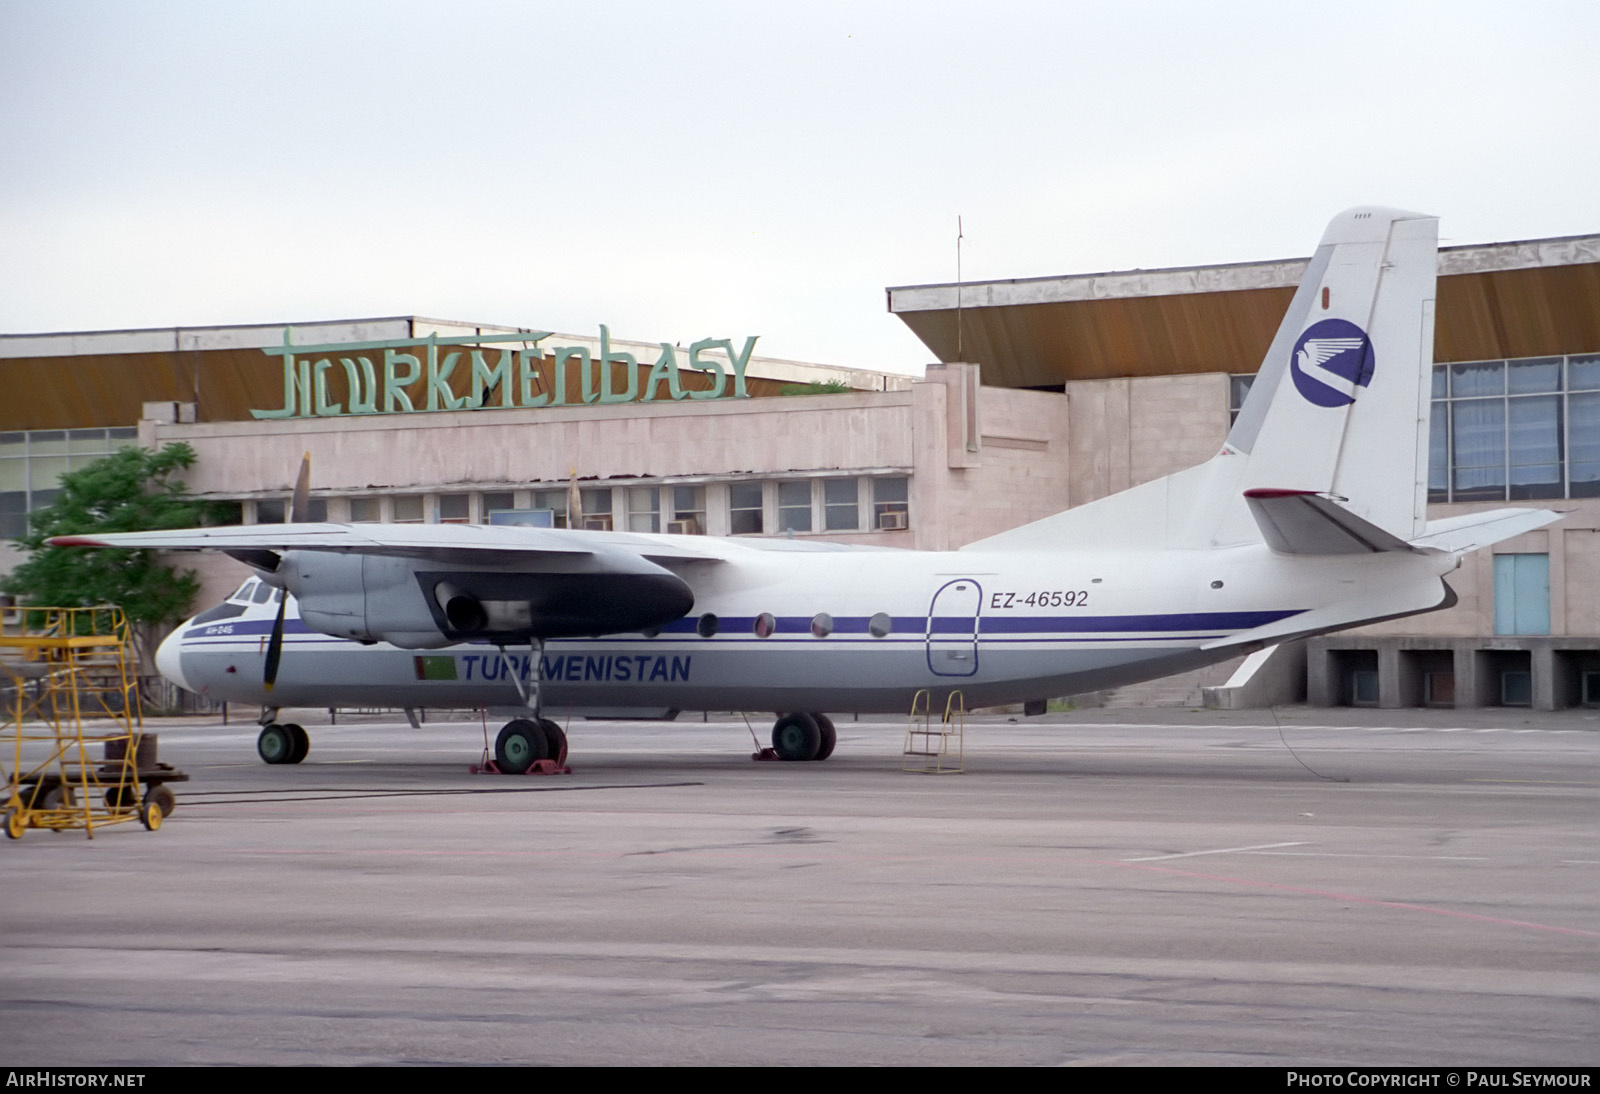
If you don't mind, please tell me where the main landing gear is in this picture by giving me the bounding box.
[492,717,569,775]
[257,721,310,765]
[479,641,570,775]
[768,712,837,762]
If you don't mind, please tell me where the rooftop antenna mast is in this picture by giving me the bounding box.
[956,215,964,361]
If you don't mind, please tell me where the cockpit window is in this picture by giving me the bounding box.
[230,579,258,604]
[252,582,274,604]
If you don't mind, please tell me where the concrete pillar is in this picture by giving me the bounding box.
[1453,643,1482,709]
[1532,644,1557,712]
[1307,645,1336,707]
[1378,644,1405,709]
[911,377,951,550]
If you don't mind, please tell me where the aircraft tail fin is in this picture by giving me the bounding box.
[965,206,1440,553]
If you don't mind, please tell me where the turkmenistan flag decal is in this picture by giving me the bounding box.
[414,655,458,681]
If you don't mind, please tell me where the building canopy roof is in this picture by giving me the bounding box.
[888,234,1600,388]
[0,316,908,431]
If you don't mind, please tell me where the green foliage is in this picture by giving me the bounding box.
[778,379,853,396]
[3,444,239,633]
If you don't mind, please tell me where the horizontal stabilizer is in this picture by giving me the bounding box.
[1410,507,1562,554]
[1244,490,1415,555]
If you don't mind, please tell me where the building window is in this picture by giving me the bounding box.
[667,486,705,534]
[1429,354,1600,502]
[578,488,612,530]
[1,428,138,539]
[254,496,325,523]
[439,494,470,524]
[627,486,660,533]
[777,480,812,533]
[872,477,909,530]
[729,481,764,535]
[530,488,569,528]
[823,478,859,531]
[1228,374,1254,426]
[480,491,515,522]
[349,497,380,522]
[392,496,424,523]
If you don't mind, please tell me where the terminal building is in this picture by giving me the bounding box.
[4,226,1598,710]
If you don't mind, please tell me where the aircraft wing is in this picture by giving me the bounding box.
[48,520,900,569]
[48,522,733,567]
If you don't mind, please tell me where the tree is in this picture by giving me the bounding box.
[779,380,853,396]
[3,443,240,668]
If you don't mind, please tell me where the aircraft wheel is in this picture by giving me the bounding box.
[258,723,293,764]
[284,723,310,764]
[144,784,177,818]
[104,785,138,809]
[41,784,75,810]
[771,712,822,762]
[495,718,549,775]
[538,719,568,765]
[813,714,837,761]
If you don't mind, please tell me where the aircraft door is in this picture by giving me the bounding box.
[926,579,982,677]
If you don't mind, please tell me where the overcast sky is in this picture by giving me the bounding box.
[2,1,1595,375]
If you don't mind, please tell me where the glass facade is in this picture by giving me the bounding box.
[1430,354,1600,502]
[1,428,139,539]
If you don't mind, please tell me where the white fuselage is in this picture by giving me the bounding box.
[159,543,1454,715]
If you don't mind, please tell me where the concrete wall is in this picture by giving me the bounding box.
[1066,373,1228,507]
[912,364,1073,550]
[145,390,919,501]
[1353,503,1600,640]
[142,373,1076,606]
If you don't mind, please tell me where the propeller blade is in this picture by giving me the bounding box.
[289,452,311,523]
[267,452,308,692]
[263,591,287,692]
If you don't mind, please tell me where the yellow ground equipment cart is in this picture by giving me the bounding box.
[2,605,180,839]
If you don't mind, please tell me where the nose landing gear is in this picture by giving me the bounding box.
[257,719,310,764]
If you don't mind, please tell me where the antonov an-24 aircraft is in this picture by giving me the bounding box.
[55,208,1559,772]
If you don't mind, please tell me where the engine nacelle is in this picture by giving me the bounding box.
[279,548,694,649]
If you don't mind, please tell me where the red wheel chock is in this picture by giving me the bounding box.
[471,752,571,776]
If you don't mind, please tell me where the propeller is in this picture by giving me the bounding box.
[264,452,311,693]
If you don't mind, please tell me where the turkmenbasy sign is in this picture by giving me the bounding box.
[252,326,759,419]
